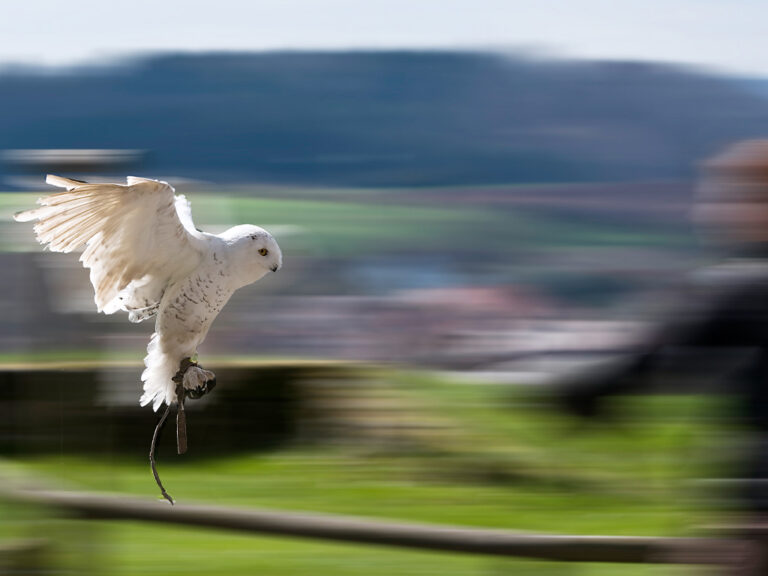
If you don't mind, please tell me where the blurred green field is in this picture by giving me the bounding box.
[0,183,710,573]
[0,188,691,258]
[0,369,734,575]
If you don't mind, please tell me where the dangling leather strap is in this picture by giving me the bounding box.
[172,358,197,455]
[174,381,188,454]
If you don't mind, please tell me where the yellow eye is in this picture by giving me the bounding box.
[258,248,269,256]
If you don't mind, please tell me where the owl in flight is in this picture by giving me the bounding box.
[15,175,283,411]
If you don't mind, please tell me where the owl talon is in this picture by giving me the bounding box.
[172,358,217,401]
[187,377,216,399]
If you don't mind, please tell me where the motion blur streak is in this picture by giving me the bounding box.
[4,50,768,574]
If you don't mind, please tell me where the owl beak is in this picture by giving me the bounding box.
[271,265,279,272]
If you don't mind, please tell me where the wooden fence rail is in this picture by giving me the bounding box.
[1,487,746,566]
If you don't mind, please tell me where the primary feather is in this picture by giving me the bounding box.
[16,175,206,312]
[15,175,282,410]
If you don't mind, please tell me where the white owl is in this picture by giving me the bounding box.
[15,175,283,411]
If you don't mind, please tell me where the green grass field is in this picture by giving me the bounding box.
[0,188,691,258]
[0,369,736,575]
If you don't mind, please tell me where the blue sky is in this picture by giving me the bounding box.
[1,0,764,76]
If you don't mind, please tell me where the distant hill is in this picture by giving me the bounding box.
[2,51,768,186]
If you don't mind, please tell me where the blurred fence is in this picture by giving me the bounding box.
[0,486,748,568]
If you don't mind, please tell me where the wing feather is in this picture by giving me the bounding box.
[15,175,207,313]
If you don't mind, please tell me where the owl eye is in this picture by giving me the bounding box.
[258,248,269,257]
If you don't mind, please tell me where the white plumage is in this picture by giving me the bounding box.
[15,175,282,410]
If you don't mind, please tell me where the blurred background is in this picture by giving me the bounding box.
[2,1,768,574]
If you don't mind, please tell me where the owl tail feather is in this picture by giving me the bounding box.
[140,333,179,411]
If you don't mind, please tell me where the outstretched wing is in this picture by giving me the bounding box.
[15,175,207,313]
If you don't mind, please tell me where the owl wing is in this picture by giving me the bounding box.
[15,175,207,313]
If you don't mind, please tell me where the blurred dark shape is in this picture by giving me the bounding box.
[0,539,49,574]
[696,140,768,249]
[2,149,144,174]
[2,149,145,189]
[0,363,354,456]
[705,140,768,177]
[558,139,768,513]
